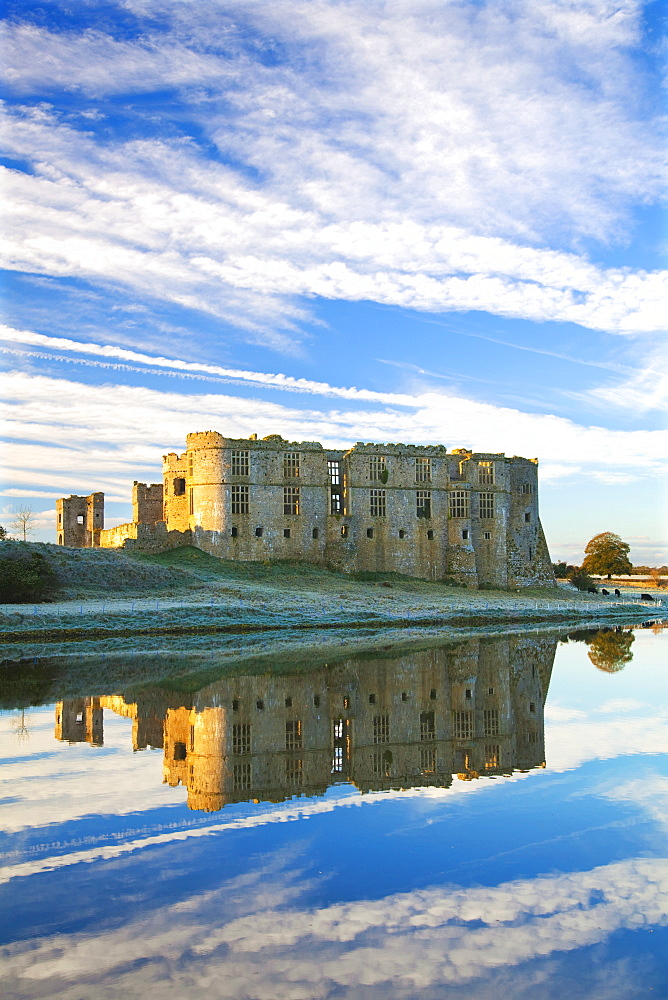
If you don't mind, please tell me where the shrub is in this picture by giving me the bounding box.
[0,551,59,603]
[568,570,595,592]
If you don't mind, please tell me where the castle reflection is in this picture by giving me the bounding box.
[54,635,555,812]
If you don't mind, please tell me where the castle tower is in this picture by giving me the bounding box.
[54,698,104,746]
[56,492,104,547]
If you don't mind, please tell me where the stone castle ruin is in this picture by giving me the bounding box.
[56,431,555,588]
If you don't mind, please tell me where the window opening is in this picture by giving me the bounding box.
[173,742,186,761]
[462,529,469,540]
[373,713,390,744]
[286,757,303,786]
[366,528,374,539]
[313,695,320,707]
[372,750,392,777]
[430,688,437,700]
[427,529,434,540]
[231,485,249,514]
[479,493,495,519]
[369,489,386,517]
[256,699,264,711]
[284,452,300,478]
[232,699,239,712]
[420,711,435,740]
[415,456,432,483]
[231,526,238,538]
[232,724,251,755]
[399,529,406,539]
[453,710,474,740]
[369,455,386,481]
[285,720,302,751]
[284,528,291,538]
[369,693,376,704]
[521,483,533,494]
[401,692,408,702]
[483,531,491,540]
[484,744,499,769]
[341,525,348,538]
[283,486,300,515]
[189,490,194,515]
[449,491,469,518]
[525,512,531,522]
[465,688,472,699]
[173,478,186,496]
[420,747,436,773]
[255,526,263,537]
[231,450,249,477]
[416,490,431,518]
[483,709,499,736]
[285,697,292,708]
[529,702,536,713]
[312,527,319,539]
[233,762,252,791]
[478,462,494,485]
[76,514,84,525]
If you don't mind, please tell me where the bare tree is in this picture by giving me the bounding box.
[11,506,37,541]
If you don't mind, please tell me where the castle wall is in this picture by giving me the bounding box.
[132,482,163,524]
[56,493,103,547]
[58,431,555,588]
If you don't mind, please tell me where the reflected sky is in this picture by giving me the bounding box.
[1,627,667,999]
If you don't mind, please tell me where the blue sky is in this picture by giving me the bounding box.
[1,0,666,564]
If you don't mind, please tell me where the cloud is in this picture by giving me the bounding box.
[1,1,665,339]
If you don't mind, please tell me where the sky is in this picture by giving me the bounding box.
[0,0,666,565]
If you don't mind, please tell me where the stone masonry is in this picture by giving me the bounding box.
[56,430,555,588]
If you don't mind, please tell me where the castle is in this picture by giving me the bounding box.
[56,431,555,588]
[54,634,554,812]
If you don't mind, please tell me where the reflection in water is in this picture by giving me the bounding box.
[54,635,555,812]
[587,628,635,672]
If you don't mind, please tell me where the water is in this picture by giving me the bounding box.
[1,625,666,999]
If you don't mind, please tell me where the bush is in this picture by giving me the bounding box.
[0,551,59,603]
[568,570,595,592]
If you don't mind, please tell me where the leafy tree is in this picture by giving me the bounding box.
[10,506,37,542]
[581,532,632,579]
[553,562,578,578]
[567,569,595,592]
[587,629,635,672]
[0,525,7,540]
[0,552,58,602]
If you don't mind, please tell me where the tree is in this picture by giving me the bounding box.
[581,532,632,579]
[0,525,7,540]
[10,506,37,541]
[587,629,635,672]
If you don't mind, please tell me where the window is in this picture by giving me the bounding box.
[285,720,302,750]
[369,693,376,704]
[232,723,251,755]
[313,695,320,707]
[77,514,84,524]
[420,711,435,740]
[369,455,386,481]
[330,491,342,514]
[525,730,539,743]
[401,692,408,702]
[332,746,344,772]
[173,742,186,761]
[231,526,238,538]
[372,751,391,777]
[529,546,533,561]
[255,526,263,537]
[284,528,291,538]
[530,702,536,713]
[399,529,406,539]
[415,456,432,483]
[328,460,341,486]
[488,687,494,695]
[366,528,374,539]
[333,719,345,739]
[233,762,252,790]
[453,710,473,740]
[283,486,300,515]
[343,696,350,709]
[231,450,249,477]
[484,744,499,769]
[449,491,470,518]
[256,699,264,710]
[369,489,386,517]
[427,529,434,540]
[341,524,348,538]
[373,713,390,744]
[430,688,437,700]
[312,527,319,539]
[285,697,292,708]
[416,490,431,518]
[189,490,194,515]
[173,477,186,496]
[462,529,469,540]
[189,724,195,750]
[524,512,531,522]
[465,688,472,699]
[479,493,495,519]
[283,452,300,478]
[58,512,62,523]
[231,485,249,514]
[478,462,494,485]
[483,531,491,540]
[521,483,533,494]
[483,709,499,736]
[420,747,436,773]
[285,757,303,786]
[232,699,239,712]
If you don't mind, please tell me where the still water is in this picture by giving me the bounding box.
[1,626,667,999]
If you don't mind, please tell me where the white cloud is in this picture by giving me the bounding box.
[0,0,665,339]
